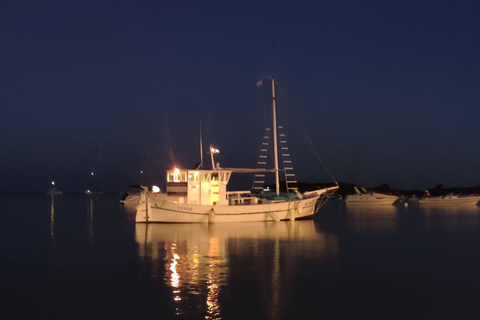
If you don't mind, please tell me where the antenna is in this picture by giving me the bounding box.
[199,121,203,169]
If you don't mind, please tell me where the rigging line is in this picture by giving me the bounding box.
[93,141,103,172]
[163,110,176,167]
[256,80,270,132]
[91,140,104,189]
[275,81,337,184]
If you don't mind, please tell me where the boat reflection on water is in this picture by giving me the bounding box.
[87,197,94,243]
[136,220,338,319]
[50,195,56,243]
[421,204,480,232]
[345,203,401,233]
[49,195,96,244]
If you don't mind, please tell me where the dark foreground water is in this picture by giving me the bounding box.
[2,194,480,320]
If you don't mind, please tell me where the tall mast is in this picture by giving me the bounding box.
[272,77,280,196]
[199,121,203,168]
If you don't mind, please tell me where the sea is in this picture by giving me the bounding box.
[2,194,480,320]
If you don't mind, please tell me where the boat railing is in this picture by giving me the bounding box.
[226,191,252,198]
[229,197,260,205]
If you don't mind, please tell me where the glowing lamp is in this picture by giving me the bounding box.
[152,185,160,193]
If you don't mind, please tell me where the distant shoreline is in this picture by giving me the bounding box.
[3,182,480,197]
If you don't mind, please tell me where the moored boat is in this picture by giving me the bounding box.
[47,181,63,195]
[345,186,399,205]
[135,77,339,223]
[419,190,480,205]
[47,188,63,196]
[120,185,144,205]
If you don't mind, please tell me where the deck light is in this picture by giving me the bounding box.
[173,168,180,182]
[152,185,160,193]
[210,146,220,169]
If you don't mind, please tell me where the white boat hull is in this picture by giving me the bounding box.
[136,188,336,223]
[419,196,480,205]
[120,194,140,206]
[345,194,398,205]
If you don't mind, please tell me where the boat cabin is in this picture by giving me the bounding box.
[166,168,232,205]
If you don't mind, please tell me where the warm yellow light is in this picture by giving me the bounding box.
[152,185,160,193]
[170,250,180,288]
[210,147,220,153]
[173,168,180,182]
[51,181,55,186]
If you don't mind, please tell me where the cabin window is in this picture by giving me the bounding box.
[188,172,200,182]
[172,171,187,182]
[219,172,225,182]
[211,172,219,181]
[202,173,210,182]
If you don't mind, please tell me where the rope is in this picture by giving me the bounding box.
[275,81,337,184]
[90,140,104,190]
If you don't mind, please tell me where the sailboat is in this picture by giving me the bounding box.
[47,181,63,195]
[120,184,144,205]
[135,77,339,223]
[85,142,105,196]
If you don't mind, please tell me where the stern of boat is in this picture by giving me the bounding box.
[135,189,151,222]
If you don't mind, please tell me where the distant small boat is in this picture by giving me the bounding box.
[120,185,144,205]
[85,190,105,196]
[47,181,63,195]
[47,187,63,195]
[345,186,399,205]
[394,195,408,205]
[419,190,480,205]
[406,195,419,205]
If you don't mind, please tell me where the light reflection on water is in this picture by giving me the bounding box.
[87,197,94,243]
[4,196,480,319]
[340,201,480,234]
[50,195,55,243]
[48,195,97,244]
[420,203,480,232]
[136,221,339,319]
[345,203,401,232]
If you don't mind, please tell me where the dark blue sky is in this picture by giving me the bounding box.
[2,0,480,193]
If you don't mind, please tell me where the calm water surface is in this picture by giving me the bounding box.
[2,195,480,320]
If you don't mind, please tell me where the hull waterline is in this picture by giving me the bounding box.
[136,187,337,223]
